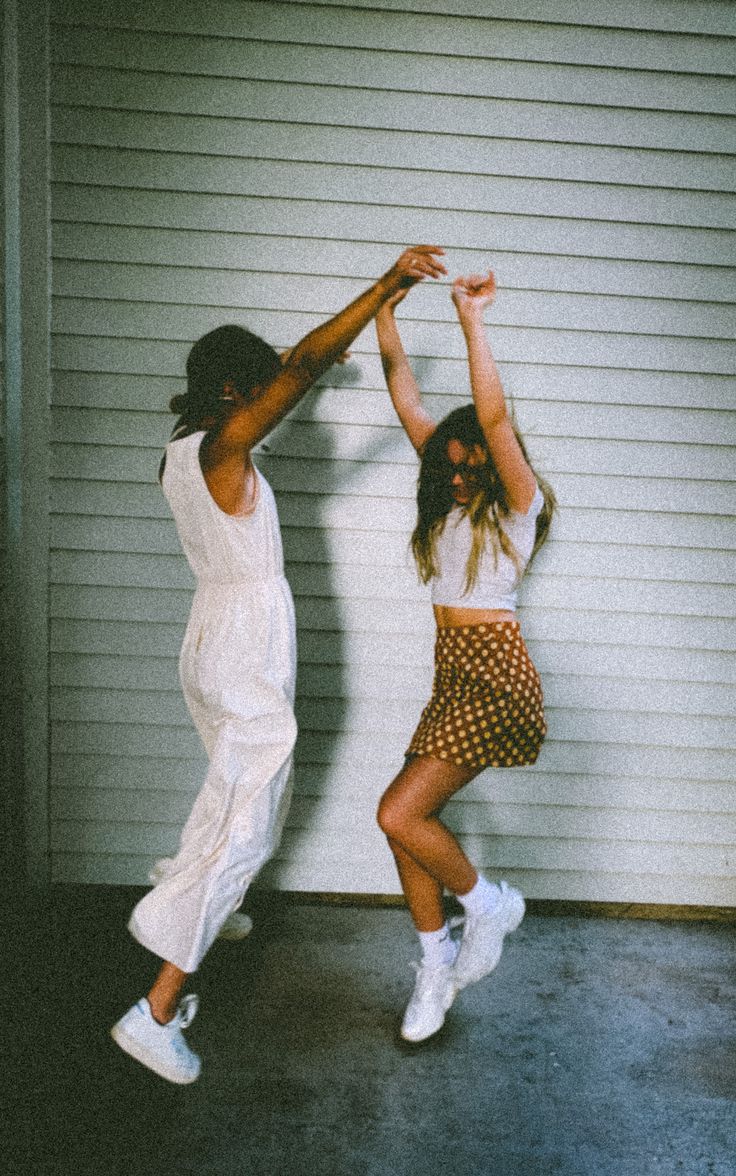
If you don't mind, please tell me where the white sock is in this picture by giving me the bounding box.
[417,923,457,966]
[457,873,501,915]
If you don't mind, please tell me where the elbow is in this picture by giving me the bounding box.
[477,402,509,433]
[282,343,322,386]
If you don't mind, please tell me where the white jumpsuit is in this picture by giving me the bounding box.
[128,431,297,974]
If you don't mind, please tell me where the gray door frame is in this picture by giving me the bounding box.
[2,0,51,888]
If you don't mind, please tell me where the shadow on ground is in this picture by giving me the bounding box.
[5,887,735,1176]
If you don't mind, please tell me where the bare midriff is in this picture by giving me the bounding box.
[433,605,516,627]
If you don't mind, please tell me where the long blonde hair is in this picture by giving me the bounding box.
[411,405,555,590]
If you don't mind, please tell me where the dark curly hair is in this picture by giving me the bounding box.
[411,404,555,590]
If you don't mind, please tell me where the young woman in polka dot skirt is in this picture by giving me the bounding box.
[375,268,555,1042]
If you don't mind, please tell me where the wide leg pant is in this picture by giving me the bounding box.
[128,580,297,974]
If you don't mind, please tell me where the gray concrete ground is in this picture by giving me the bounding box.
[6,887,735,1176]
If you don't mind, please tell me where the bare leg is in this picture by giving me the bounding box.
[147,961,189,1024]
[377,755,481,929]
[387,838,446,932]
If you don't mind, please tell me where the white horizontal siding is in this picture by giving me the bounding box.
[280,0,736,37]
[52,115,736,193]
[51,186,735,267]
[51,264,736,339]
[52,0,736,71]
[47,0,736,902]
[50,73,736,155]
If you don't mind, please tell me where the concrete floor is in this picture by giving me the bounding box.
[6,886,735,1176]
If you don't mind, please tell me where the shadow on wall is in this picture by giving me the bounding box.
[255,361,358,884]
[259,353,442,889]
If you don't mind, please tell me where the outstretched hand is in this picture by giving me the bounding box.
[451,270,497,318]
[387,245,447,291]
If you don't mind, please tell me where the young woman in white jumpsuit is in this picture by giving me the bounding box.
[110,245,447,1084]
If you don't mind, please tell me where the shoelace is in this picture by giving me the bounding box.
[175,993,199,1029]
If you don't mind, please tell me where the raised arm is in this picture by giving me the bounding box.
[215,246,446,455]
[376,290,437,455]
[452,271,537,513]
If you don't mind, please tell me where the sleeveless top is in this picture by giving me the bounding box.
[161,431,286,587]
[430,486,544,612]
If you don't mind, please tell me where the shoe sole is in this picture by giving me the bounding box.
[400,1021,447,1044]
[454,891,525,990]
[110,1023,200,1085]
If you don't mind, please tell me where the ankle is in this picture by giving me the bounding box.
[417,923,457,967]
[146,960,189,1026]
[457,873,500,915]
[147,996,176,1025]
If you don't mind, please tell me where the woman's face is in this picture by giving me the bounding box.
[446,439,487,505]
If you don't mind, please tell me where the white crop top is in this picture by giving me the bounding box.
[430,486,544,612]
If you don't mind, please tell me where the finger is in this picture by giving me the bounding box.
[408,263,446,281]
[417,260,446,277]
[407,261,444,282]
[408,247,447,275]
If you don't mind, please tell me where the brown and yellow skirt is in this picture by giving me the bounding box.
[406,622,546,770]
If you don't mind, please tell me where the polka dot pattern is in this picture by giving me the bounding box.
[406,622,546,769]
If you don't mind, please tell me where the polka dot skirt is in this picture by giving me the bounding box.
[406,622,547,769]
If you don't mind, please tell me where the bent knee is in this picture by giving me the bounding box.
[377,793,408,842]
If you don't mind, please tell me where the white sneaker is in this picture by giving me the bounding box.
[111,995,201,1084]
[453,881,525,991]
[400,960,456,1043]
[217,911,254,941]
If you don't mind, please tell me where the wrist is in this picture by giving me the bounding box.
[459,311,485,334]
[377,268,405,300]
